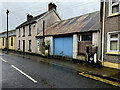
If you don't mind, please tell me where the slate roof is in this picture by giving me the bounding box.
[16,11,48,29]
[37,11,100,37]
[0,30,16,38]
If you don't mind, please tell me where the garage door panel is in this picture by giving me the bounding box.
[53,37,63,56]
[53,37,73,58]
[63,37,73,58]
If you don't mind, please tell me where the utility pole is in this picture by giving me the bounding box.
[43,20,45,42]
[6,9,9,54]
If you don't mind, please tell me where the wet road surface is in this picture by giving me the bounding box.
[1,53,119,88]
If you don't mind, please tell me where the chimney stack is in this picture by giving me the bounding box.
[27,14,33,21]
[48,2,57,11]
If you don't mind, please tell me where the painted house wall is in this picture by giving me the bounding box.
[101,2,120,69]
[0,37,6,49]
[0,36,16,50]
[73,34,78,59]
[0,38,3,49]
[8,36,16,50]
[16,24,36,53]
[44,36,53,55]
[37,11,60,35]
[92,31,101,59]
[16,10,61,53]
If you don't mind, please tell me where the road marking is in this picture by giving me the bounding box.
[11,65,37,84]
[79,72,120,87]
[0,58,7,62]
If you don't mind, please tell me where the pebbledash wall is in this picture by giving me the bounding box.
[101,1,120,69]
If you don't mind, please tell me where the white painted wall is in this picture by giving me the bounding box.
[92,31,100,59]
[44,36,53,55]
[73,34,78,59]
[92,32,100,46]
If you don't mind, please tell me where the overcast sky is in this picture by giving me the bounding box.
[0,0,100,33]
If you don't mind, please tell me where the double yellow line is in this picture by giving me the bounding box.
[79,72,120,87]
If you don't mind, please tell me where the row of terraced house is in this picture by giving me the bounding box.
[0,1,120,69]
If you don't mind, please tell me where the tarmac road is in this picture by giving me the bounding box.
[1,53,119,88]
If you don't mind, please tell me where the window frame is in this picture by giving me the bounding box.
[107,31,120,53]
[78,34,92,42]
[28,40,31,51]
[109,0,120,15]
[23,27,25,37]
[28,25,32,36]
[18,40,20,50]
[18,28,20,37]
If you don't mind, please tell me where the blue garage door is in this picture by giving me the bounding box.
[53,36,73,58]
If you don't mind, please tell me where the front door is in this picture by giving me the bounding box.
[23,40,25,52]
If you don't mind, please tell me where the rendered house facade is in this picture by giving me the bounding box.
[101,0,120,69]
[0,30,16,50]
[16,3,61,53]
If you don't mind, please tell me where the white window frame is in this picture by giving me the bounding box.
[29,25,32,36]
[18,40,20,50]
[18,28,20,37]
[23,27,25,36]
[107,31,120,53]
[28,40,31,51]
[109,0,120,15]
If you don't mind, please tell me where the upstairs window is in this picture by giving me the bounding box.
[23,27,25,37]
[18,28,20,37]
[109,0,120,15]
[28,25,31,36]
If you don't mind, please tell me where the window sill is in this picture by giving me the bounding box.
[106,52,120,55]
[107,13,120,18]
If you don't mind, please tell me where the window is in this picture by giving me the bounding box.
[29,25,31,36]
[28,40,31,51]
[23,27,25,37]
[109,0,119,15]
[81,34,92,41]
[18,40,20,50]
[18,28,20,37]
[108,32,120,53]
[11,37,13,46]
[3,38,4,46]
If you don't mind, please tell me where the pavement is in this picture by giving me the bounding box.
[3,50,120,83]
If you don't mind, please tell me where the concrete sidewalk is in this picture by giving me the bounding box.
[3,50,120,83]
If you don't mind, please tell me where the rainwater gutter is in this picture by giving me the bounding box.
[101,0,106,62]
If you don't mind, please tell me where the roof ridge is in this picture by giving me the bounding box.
[16,11,49,29]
